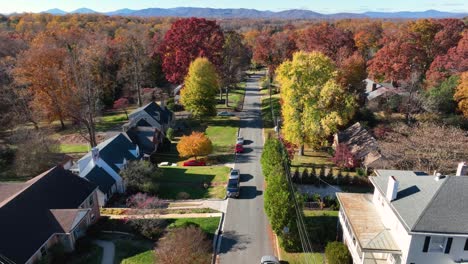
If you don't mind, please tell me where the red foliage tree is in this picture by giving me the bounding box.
[113,97,130,119]
[426,30,468,87]
[159,18,224,84]
[332,144,358,169]
[297,23,355,62]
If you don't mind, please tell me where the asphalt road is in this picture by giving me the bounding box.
[218,73,275,263]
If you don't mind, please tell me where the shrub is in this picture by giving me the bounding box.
[166,127,174,141]
[325,242,351,264]
[120,160,162,194]
[292,168,300,183]
[177,192,190,200]
[332,144,358,169]
[155,226,212,264]
[126,193,166,209]
[129,219,165,240]
[301,169,309,183]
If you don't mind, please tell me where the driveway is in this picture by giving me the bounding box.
[218,73,275,263]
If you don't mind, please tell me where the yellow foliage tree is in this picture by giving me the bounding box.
[176,132,213,160]
[276,51,357,154]
[454,71,468,118]
[181,57,219,117]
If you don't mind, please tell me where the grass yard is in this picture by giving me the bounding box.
[59,143,89,153]
[95,112,129,132]
[166,217,220,237]
[217,82,246,111]
[291,148,357,177]
[158,166,229,199]
[205,117,240,154]
[114,238,154,264]
[279,210,338,264]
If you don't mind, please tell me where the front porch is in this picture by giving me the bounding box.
[337,193,402,264]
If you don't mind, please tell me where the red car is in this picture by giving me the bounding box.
[235,144,244,153]
[183,159,206,166]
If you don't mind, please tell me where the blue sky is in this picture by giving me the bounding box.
[1,0,467,14]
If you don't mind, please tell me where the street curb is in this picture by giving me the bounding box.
[212,212,225,264]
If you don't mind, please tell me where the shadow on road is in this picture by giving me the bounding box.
[240,174,254,183]
[218,231,251,254]
[243,139,254,145]
[239,186,263,199]
[241,148,254,154]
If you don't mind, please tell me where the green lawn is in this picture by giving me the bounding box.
[166,217,220,237]
[279,210,338,263]
[114,238,154,264]
[205,117,240,154]
[261,94,281,129]
[217,82,246,110]
[158,166,229,199]
[291,148,357,177]
[96,112,129,132]
[59,143,89,153]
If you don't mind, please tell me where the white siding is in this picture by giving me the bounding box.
[407,235,468,264]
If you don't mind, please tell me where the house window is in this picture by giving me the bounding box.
[40,246,47,257]
[429,236,446,253]
[89,195,94,207]
[464,238,468,251]
[91,213,95,221]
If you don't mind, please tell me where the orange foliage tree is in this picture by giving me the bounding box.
[176,132,213,160]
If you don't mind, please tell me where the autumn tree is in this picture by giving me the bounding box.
[177,132,213,160]
[276,51,357,155]
[116,24,151,107]
[160,17,224,84]
[220,30,251,105]
[180,58,219,117]
[155,226,212,264]
[332,144,358,169]
[14,31,71,129]
[423,75,459,114]
[454,71,468,117]
[297,23,355,62]
[113,97,130,119]
[379,122,468,174]
[336,52,367,99]
[120,160,162,194]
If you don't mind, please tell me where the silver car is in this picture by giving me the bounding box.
[261,255,280,264]
[229,169,240,179]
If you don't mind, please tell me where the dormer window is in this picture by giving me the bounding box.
[154,111,160,121]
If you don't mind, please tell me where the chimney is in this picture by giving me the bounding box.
[372,83,377,91]
[386,176,399,201]
[456,162,467,176]
[434,173,446,181]
[91,147,100,164]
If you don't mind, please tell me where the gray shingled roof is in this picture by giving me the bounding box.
[371,170,468,234]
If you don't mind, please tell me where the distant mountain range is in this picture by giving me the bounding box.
[37,7,467,19]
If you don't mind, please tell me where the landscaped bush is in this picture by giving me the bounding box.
[332,144,358,169]
[126,193,166,209]
[166,127,174,141]
[325,242,351,264]
[177,192,190,199]
[129,219,166,240]
[120,160,162,194]
[155,226,212,264]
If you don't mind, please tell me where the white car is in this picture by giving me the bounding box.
[236,136,244,145]
[261,255,280,264]
[229,169,240,179]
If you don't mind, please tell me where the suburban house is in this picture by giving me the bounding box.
[72,133,141,206]
[123,101,174,154]
[364,79,406,110]
[0,166,100,264]
[333,122,386,170]
[337,162,468,264]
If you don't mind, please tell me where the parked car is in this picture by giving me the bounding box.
[182,159,206,166]
[236,136,244,145]
[226,178,240,198]
[235,144,244,153]
[158,162,177,167]
[218,111,235,117]
[229,169,240,179]
[261,255,280,264]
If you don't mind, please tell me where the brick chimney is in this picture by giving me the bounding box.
[91,147,100,164]
[456,162,467,176]
[386,176,399,201]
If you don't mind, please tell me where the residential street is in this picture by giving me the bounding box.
[218,72,275,263]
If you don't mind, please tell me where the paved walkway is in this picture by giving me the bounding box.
[103,212,222,219]
[168,199,228,213]
[93,240,115,264]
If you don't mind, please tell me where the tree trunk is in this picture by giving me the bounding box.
[225,88,229,107]
[298,145,304,156]
[59,118,66,130]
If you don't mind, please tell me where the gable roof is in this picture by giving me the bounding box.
[50,209,90,233]
[0,166,97,263]
[129,101,172,126]
[371,170,468,234]
[336,122,382,167]
[84,166,116,194]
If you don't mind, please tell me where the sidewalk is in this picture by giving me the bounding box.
[103,212,222,219]
[93,240,115,264]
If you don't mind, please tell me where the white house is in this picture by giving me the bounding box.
[337,162,468,264]
[72,133,141,206]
